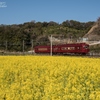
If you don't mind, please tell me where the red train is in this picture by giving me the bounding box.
[34,43,89,55]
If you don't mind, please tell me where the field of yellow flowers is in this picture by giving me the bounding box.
[0,56,100,100]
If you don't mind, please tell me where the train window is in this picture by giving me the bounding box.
[61,47,67,50]
[85,45,89,49]
[71,47,75,50]
[38,48,47,51]
[62,47,75,50]
[83,45,89,49]
[67,47,70,50]
[54,48,58,50]
[68,47,75,50]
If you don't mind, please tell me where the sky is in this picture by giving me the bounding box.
[0,0,100,25]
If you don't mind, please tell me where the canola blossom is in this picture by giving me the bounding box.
[0,56,100,100]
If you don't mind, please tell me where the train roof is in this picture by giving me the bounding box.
[34,43,89,48]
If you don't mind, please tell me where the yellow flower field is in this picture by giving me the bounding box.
[0,56,100,100]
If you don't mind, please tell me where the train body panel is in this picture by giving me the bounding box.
[34,43,89,55]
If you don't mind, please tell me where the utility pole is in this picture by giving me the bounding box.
[23,40,24,54]
[50,35,52,56]
[31,39,33,54]
[5,40,7,52]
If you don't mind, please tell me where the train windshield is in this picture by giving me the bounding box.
[84,45,89,49]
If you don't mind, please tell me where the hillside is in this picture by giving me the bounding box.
[84,18,100,41]
[83,18,100,53]
[0,20,95,51]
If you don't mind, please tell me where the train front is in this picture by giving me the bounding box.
[81,43,90,54]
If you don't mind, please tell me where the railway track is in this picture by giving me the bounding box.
[0,51,100,58]
[34,53,100,58]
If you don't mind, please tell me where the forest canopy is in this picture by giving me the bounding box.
[0,20,95,51]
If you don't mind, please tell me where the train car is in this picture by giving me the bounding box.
[34,43,89,55]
